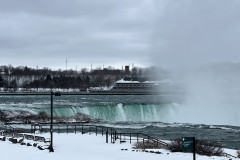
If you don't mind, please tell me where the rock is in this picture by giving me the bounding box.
[11,138,18,144]
[38,146,44,150]
[27,143,32,146]
[33,143,38,147]
[21,142,26,145]
[18,139,24,143]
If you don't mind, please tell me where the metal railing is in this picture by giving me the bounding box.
[222,153,237,159]
[30,123,169,148]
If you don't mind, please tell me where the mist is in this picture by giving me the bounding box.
[159,63,240,126]
[147,0,240,126]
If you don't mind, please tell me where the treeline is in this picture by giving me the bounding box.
[0,65,166,91]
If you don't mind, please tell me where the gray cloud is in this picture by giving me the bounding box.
[0,0,239,69]
[151,0,240,69]
[0,0,156,69]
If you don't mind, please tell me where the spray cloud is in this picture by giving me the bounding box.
[149,0,240,126]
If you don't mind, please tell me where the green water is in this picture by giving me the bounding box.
[40,103,173,121]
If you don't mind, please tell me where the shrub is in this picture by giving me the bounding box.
[74,113,91,121]
[168,138,223,156]
[168,138,182,152]
[237,150,240,158]
[37,111,49,120]
[133,140,166,149]
[0,110,7,122]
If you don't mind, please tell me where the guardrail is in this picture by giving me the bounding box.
[118,132,168,147]
[222,152,237,159]
[31,123,119,144]
[31,123,169,148]
[0,124,30,133]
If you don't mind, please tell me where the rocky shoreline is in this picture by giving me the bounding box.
[0,110,102,124]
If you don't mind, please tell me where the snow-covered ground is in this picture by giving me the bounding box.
[0,133,238,160]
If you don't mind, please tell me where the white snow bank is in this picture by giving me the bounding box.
[0,133,238,160]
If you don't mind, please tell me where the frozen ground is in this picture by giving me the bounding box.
[0,133,238,160]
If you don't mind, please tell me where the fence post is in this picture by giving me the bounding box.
[120,134,121,144]
[58,125,60,134]
[111,131,112,143]
[67,124,68,134]
[137,133,138,143]
[75,125,76,134]
[96,126,97,136]
[130,133,131,144]
[106,131,108,143]
[102,127,103,136]
[82,125,83,134]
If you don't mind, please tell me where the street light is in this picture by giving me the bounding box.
[48,91,61,152]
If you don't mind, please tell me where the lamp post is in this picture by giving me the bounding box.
[49,91,61,152]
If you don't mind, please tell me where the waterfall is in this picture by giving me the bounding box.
[116,103,126,121]
[40,103,176,122]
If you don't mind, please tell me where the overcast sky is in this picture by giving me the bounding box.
[0,0,240,70]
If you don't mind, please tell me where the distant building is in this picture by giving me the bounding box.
[111,78,159,93]
[125,66,130,73]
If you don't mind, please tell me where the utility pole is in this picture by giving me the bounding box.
[49,92,54,152]
[36,65,39,91]
[48,91,61,153]
[66,59,68,71]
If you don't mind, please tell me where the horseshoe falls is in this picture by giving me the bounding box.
[1,94,239,125]
[41,103,176,122]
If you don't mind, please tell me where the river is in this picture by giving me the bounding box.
[0,94,239,149]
